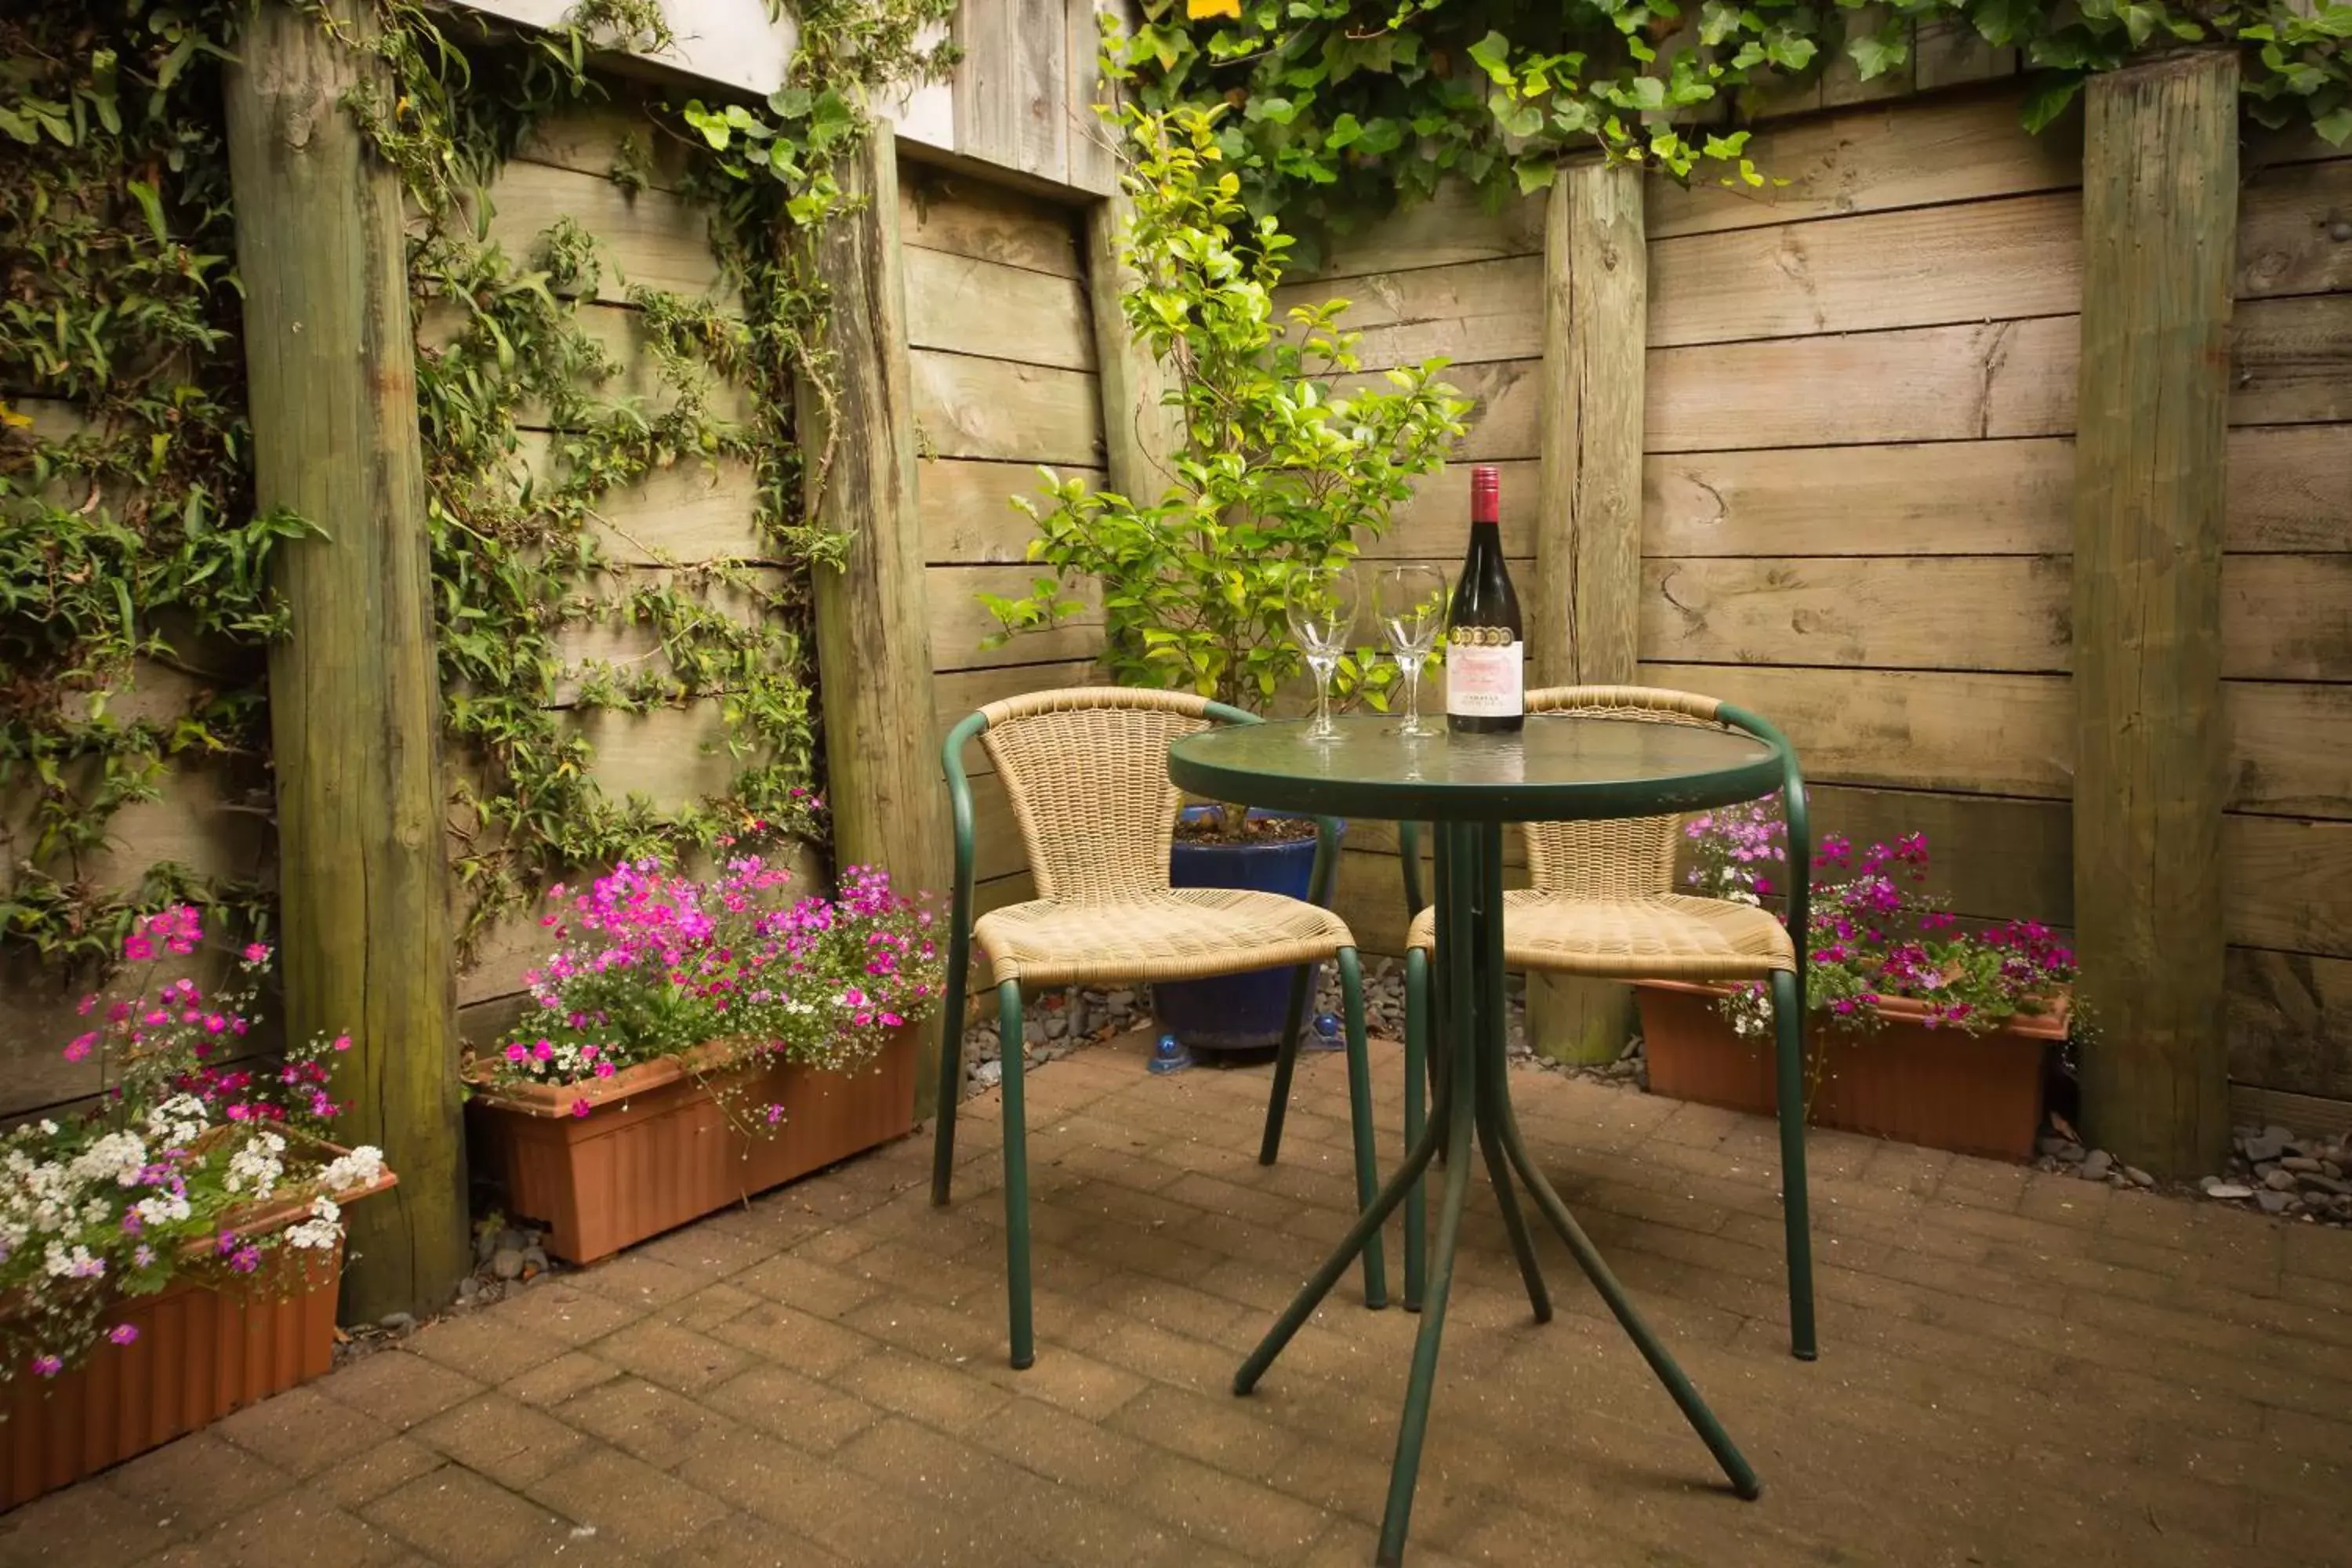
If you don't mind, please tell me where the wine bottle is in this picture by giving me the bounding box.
[1445,465,1524,735]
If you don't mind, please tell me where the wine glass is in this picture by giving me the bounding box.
[1377,564,1449,738]
[1284,571,1359,743]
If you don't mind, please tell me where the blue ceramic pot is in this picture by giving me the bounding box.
[1153,808,1340,1052]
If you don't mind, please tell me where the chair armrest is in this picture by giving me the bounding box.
[941,711,987,971]
[1719,703,1809,995]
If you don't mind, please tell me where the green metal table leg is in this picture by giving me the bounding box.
[1470,823,1550,1325]
[997,978,1036,1370]
[1402,947,1428,1312]
[1492,1067,1760,1499]
[1339,947,1390,1311]
[1770,967,1818,1360]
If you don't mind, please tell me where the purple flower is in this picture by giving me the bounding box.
[108,1324,140,1347]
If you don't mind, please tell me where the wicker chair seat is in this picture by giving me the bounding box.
[975,888,1353,989]
[1406,891,1795,980]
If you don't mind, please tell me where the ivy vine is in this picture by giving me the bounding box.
[1120,0,2352,261]
[0,0,954,976]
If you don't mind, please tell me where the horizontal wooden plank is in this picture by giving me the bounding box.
[1646,437,2072,557]
[909,350,1102,465]
[1303,181,1545,281]
[1649,191,2079,349]
[2227,1081,2352,1142]
[967,769,1026,884]
[2232,293,2352,426]
[927,563,1104,672]
[2228,948,2352,1102]
[546,569,786,708]
[2225,814,2352,956]
[2223,555,2352,681]
[1640,662,2074,798]
[0,760,270,901]
[514,98,693,192]
[2227,424,2352,551]
[920,458,1097,564]
[1646,316,2076,452]
[2226,681,2352,821]
[0,947,263,1120]
[1374,461,1538,560]
[1809,785,2070,927]
[568,700,742,813]
[516,433,764,563]
[1276,257,1542,369]
[898,169,1083,277]
[482,159,732,308]
[2238,154,2352,300]
[904,246,1096,372]
[1641,556,2071,673]
[416,298,756,429]
[1646,426,2350,556]
[1336,358,1539,462]
[1647,86,2081,241]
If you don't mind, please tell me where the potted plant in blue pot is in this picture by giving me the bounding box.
[981,101,1467,1052]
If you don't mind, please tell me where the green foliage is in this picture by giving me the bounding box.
[0,1,285,964]
[984,103,1468,720]
[1113,0,2352,263]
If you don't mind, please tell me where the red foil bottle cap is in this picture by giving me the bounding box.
[1470,464,1500,523]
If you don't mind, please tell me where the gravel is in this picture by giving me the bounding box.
[2048,1121,2352,1228]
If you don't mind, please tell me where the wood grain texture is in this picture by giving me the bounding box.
[1646,315,2078,452]
[899,167,1083,276]
[1649,191,2079,348]
[794,136,951,1120]
[480,159,732,309]
[909,349,1102,464]
[903,245,1095,371]
[1538,159,1648,694]
[1811,785,2071,926]
[1336,358,1541,461]
[1276,256,1543,369]
[2230,293,2352,425]
[1303,181,1545,281]
[2071,52,2237,1175]
[1087,193,1179,506]
[2226,425,2352,550]
[514,94,691,191]
[1642,556,2072,673]
[1647,86,2081,240]
[2237,154,2352,300]
[223,0,466,1316]
[953,0,1065,181]
[2225,682,2352,821]
[2223,555,2352,680]
[514,433,765,564]
[1639,662,2074,797]
[414,299,755,429]
[1646,438,2072,557]
[927,564,1104,671]
[1063,0,1117,196]
[2228,949,2352,1099]
[1376,460,1539,559]
[2226,814,2352,956]
[920,457,1098,563]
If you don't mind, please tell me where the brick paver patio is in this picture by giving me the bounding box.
[5,1032,2349,1566]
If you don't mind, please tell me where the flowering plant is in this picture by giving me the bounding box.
[474,856,942,1128]
[2,907,386,1387]
[1685,800,2075,1040]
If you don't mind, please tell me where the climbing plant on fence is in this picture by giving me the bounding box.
[0,0,953,977]
[1121,0,2352,260]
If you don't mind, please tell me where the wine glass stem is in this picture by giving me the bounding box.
[1315,661,1334,735]
[1404,662,1422,730]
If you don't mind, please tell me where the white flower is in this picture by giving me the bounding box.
[317,1145,386,1193]
[224,1131,289,1199]
[284,1195,343,1250]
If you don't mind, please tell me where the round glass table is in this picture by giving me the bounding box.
[1169,713,1796,1566]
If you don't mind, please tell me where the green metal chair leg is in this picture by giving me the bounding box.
[996,979,1036,1370]
[929,948,971,1207]
[1402,948,1428,1312]
[1258,962,1311,1167]
[1376,981,1481,1568]
[1338,948,1389,1312]
[1492,1087,1761,1500]
[1770,967,1818,1361]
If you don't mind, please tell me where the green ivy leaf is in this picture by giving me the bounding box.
[2020,73,2088,133]
[1466,30,1515,85]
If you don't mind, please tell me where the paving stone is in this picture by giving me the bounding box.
[314,1348,485,1432]
[522,1443,733,1555]
[411,1392,590,1487]
[359,1462,570,1565]
[99,1433,293,1536]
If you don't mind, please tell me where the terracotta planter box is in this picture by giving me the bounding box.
[1635,981,2068,1161]
[2,1149,396,1512]
[466,1031,916,1263]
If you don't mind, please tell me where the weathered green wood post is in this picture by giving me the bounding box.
[2072,53,2237,1177]
[223,0,469,1315]
[1527,156,1648,1066]
[795,130,953,1123]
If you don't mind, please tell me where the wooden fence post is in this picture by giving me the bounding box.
[2072,53,2236,1177]
[223,0,467,1316]
[1527,157,1648,1066]
[797,131,953,1123]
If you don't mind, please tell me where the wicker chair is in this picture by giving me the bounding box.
[929,688,1390,1369]
[1397,685,1817,1360]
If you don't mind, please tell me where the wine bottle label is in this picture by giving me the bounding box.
[1446,639,1523,717]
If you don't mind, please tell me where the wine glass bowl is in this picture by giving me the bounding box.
[1376,565,1448,738]
[1284,572,1359,742]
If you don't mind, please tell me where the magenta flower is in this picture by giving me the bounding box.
[108,1324,140,1347]
[30,1356,62,1378]
[64,1031,97,1062]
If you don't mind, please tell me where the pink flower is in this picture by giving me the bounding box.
[30,1356,62,1378]
[76,994,97,1016]
[571,1098,593,1119]
[504,1043,528,1062]
[108,1324,140,1347]
[64,1032,98,1062]
[204,1015,227,1034]
[123,936,154,963]
[243,943,271,964]
[331,1034,350,1052]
